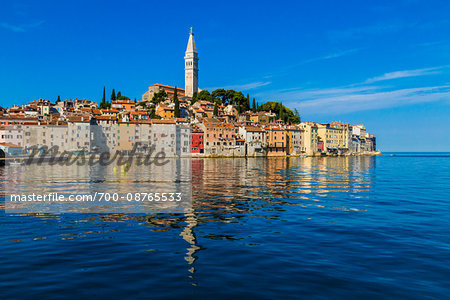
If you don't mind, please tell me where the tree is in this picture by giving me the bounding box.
[197,90,213,102]
[252,98,256,113]
[246,94,250,111]
[56,95,61,104]
[279,103,284,121]
[211,88,227,105]
[111,89,116,101]
[99,87,107,109]
[151,89,168,104]
[294,108,301,123]
[258,101,301,124]
[191,91,198,105]
[173,87,180,118]
[213,101,218,116]
[117,91,121,98]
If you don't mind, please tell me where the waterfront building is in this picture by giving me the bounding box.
[176,124,191,157]
[184,28,199,97]
[199,119,241,156]
[45,123,68,150]
[91,116,117,153]
[0,125,23,147]
[266,127,287,156]
[134,120,153,153]
[150,119,178,157]
[239,125,267,156]
[299,122,318,155]
[317,123,347,154]
[116,121,136,153]
[191,125,204,154]
[67,116,91,153]
[286,126,303,155]
[22,122,68,152]
[330,121,351,150]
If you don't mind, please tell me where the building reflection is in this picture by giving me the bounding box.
[1,156,377,284]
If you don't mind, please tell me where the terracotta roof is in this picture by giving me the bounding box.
[67,116,90,122]
[94,116,117,121]
[245,126,265,132]
[151,119,176,124]
[112,100,135,104]
[150,83,186,91]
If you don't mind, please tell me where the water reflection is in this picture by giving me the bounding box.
[0,156,377,289]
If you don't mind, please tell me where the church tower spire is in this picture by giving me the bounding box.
[184,27,198,97]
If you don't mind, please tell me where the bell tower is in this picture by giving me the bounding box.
[184,27,198,97]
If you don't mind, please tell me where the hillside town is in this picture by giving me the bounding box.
[0,30,377,159]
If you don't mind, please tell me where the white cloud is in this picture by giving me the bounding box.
[257,83,450,115]
[365,67,444,83]
[204,81,271,91]
[0,22,26,32]
[0,20,44,32]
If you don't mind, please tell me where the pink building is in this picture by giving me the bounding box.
[0,125,23,146]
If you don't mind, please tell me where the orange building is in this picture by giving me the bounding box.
[111,100,135,111]
[156,104,175,119]
[266,127,287,156]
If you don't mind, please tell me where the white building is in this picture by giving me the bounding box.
[239,125,267,156]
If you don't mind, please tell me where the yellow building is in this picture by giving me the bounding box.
[286,126,303,155]
[101,109,119,118]
[317,123,347,153]
[299,122,318,155]
[250,112,270,125]
[117,122,136,152]
[156,104,175,119]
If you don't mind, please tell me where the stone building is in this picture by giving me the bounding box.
[239,125,267,156]
[299,122,318,155]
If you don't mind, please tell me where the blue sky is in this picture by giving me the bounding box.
[1,0,449,151]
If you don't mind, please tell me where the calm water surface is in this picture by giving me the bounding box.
[1,154,450,299]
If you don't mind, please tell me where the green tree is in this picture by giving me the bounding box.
[198,90,213,102]
[279,103,284,121]
[56,95,61,104]
[117,91,121,98]
[213,101,218,116]
[246,94,250,111]
[151,89,168,104]
[252,98,256,113]
[191,91,198,105]
[99,87,107,109]
[258,101,300,124]
[294,108,301,123]
[111,89,116,101]
[173,87,180,118]
[211,88,227,105]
